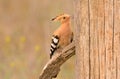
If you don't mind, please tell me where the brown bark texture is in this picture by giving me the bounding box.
[39,42,75,79]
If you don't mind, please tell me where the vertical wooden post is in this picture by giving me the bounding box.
[74,0,120,79]
[74,0,90,79]
[114,0,120,79]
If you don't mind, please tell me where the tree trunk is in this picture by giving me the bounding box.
[74,0,120,79]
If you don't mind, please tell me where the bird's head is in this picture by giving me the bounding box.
[51,14,70,23]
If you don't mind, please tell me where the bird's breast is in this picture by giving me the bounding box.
[59,27,72,48]
[53,22,72,48]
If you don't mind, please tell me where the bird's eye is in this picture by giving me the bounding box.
[63,17,66,19]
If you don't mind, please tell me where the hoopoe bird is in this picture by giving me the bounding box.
[50,13,73,59]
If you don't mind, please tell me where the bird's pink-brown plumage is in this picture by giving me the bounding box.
[53,21,72,48]
[50,14,73,59]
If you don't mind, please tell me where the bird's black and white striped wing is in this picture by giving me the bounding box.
[50,35,59,59]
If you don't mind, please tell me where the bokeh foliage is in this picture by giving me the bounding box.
[0,0,74,79]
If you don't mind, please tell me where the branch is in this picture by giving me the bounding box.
[39,41,75,79]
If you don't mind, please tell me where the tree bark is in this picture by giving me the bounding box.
[74,0,120,79]
[39,42,75,79]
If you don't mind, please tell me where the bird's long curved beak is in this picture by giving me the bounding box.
[51,16,59,21]
[51,17,56,21]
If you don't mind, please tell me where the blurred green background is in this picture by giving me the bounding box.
[0,0,75,79]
